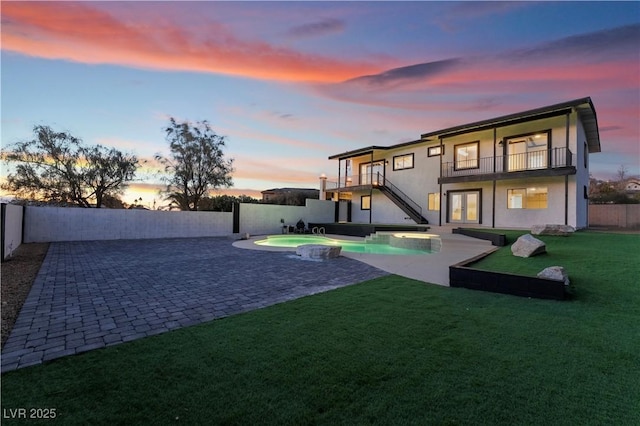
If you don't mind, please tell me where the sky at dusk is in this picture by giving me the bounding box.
[2,1,639,206]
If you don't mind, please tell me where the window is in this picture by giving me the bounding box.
[360,161,384,185]
[393,154,414,171]
[584,141,588,168]
[454,141,479,170]
[428,193,440,211]
[361,195,371,210]
[428,146,444,157]
[508,187,547,209]
[506,131,549,171]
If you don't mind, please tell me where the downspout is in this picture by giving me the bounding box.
[492,128,497,228]
[369,150,373,224]
[439,137,443,226]
[565,112,570,225]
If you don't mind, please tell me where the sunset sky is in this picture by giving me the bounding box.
[2,1,639,206]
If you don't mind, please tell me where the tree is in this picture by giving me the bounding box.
[1,125,138,208]
[198,194,259,212]
[155,118,234,211]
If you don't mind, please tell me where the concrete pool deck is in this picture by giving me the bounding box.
[234,226,497,286]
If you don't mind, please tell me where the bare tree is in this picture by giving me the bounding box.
[155,118,234,211]
[1,125,138,207]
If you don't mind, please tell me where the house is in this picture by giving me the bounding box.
[325,97,600,229]
[624,179,640,193]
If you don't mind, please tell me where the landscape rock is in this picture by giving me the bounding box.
[296,244,341,260]
[537,266,570,286]
[531,224,575,236]
[511,234,546,258]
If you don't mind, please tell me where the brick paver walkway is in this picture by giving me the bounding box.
[1,237,388,372]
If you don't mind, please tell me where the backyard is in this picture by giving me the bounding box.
[1,231,639,424]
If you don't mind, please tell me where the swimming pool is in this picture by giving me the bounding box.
[255,234,440,255]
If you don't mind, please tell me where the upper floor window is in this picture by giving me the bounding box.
[584,141,588,168]
[506,131,550,171]
[454,141,479,170]
[428,146,444,157]
[393,153,414,171]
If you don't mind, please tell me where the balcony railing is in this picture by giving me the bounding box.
[441,147,573,179]
[326,173,383,190]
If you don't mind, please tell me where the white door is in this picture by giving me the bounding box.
[450,191,480,224]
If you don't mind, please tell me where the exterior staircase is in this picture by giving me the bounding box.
[374,174,429,224]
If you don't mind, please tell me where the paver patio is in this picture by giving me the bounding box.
[1,237,388,372]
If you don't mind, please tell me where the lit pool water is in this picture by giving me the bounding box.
[254,235,435,255]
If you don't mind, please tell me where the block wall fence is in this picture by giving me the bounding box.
[3,202,636,261]
[1,203,24,260]
[1,199,337,260]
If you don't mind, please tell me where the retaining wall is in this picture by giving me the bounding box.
[1,204,24,260]
[589,204,640,228]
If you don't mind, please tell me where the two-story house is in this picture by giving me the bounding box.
[325,97,600,229]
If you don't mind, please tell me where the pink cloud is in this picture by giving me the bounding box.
[1,2,382,83]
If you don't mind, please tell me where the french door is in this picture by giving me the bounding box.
[360,161,384,185]
[449,190,480,224]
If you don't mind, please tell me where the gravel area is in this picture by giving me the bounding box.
[1,243,49,349]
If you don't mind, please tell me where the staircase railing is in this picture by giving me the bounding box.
[375,173,424,220]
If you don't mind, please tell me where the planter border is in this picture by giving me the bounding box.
[452,228,507,246]
[449,250,568,300]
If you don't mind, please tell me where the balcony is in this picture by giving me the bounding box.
[325,174,384,192]
[439,147,574,183]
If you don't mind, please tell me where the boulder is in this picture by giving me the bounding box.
[537,266,570,286]
[296,244,341,260]
[511,234,546,258]
[531,224,575,236]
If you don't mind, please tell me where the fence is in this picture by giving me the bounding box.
[0,199,337,259]
[1,204,24,260]
[589,204,640,228]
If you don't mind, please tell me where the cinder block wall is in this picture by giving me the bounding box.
[20,200,337,243]
[24,207,233,242]
[589,204,640,228]
[1,204,24,260]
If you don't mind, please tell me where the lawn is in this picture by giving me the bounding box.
[1,231,639,425]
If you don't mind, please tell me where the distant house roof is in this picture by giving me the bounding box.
[329,97,600,160]
[625,179,640,192]
[261,188,319,194]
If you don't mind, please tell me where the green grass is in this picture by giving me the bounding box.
[2,232,639,425]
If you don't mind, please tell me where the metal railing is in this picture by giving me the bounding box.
[441,147,573,178]
[326,173,382,189]
[376,174,423,219]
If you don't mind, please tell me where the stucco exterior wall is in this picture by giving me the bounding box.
[574,117,590,228]
[238,199,335,235]
[494,178,572,228]
[2,204,23,260]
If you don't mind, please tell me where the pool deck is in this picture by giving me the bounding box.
[233,226,497,286]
